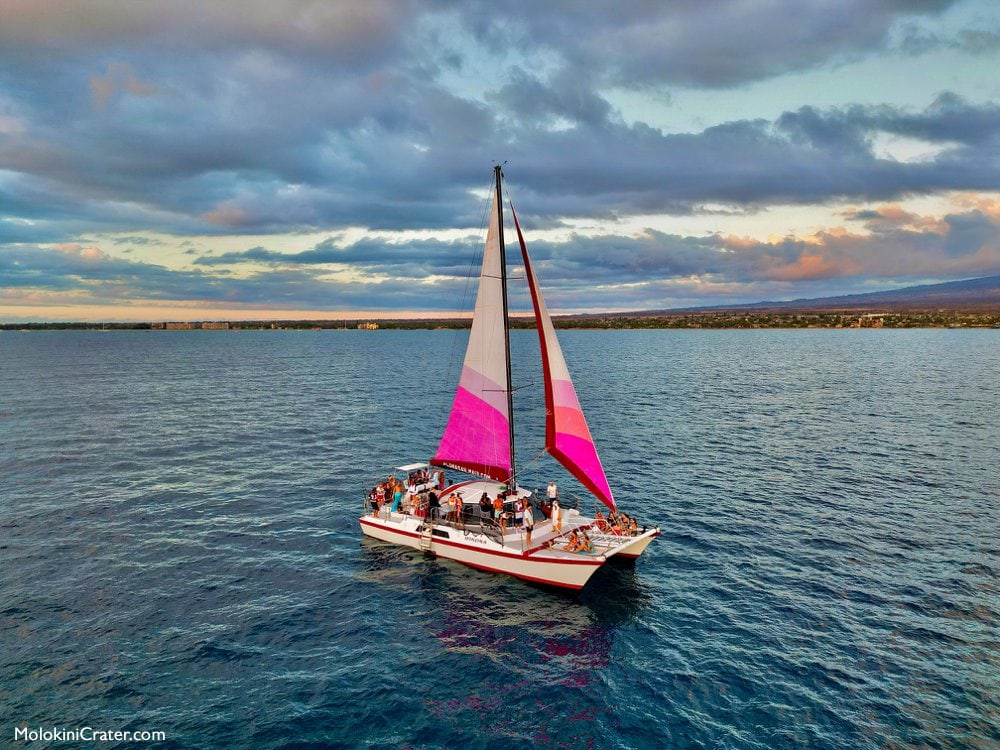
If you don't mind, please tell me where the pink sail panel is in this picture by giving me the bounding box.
[432,367,511,482]
[432,192,512,483]
[511,206,616,510]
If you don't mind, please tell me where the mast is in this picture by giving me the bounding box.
[495,164,516,488]
[431,166,514,482]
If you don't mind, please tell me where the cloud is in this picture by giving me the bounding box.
[0,0,996,242]
[1,1,998,318]
[441,1,963,88]
[0,1,415,68]
[4,195,998,316]
[173,201,1000,308]
[90,61,157,110]
[942,210,999,256]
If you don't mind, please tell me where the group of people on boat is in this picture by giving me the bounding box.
[367,474,542,539]
[593,508,640,536]
[367,472,442,517]
[552,529,595,554]
[473,490,533,533]
[368,476,404,515]
[366,472,643,552]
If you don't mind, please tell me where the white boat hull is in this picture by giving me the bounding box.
[359,513,605,590]
[598,529,660,560]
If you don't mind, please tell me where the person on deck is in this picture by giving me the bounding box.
[406,483,418,513]
[523,502,534,547]
[455,494,465,529]
[390,483,403,513]
[479,492,491,519]
[595,510,608,532]
[493,494,506,533]
[579,532,595,553]
[550,498,561,534]
[564,530,580,552]
[547,481,558,505]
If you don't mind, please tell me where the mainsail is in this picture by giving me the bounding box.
[512,206,617,510]
[431,190,512,482]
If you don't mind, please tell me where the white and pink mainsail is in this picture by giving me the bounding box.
[512,207,616,510]
[431,192,512,483]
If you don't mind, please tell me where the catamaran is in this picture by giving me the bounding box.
[359,166,658,589]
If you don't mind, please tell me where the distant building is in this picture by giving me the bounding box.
[164,322,195,330]
[201,321,230,330]
[357,322,379,330]
[850,314,885,328]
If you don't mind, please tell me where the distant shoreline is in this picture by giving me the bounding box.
[3,310,998,331]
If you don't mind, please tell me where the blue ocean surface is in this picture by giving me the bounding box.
[1,328,998,749]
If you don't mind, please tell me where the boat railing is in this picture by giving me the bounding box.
[560,494,581,511]
[425,506,506,546]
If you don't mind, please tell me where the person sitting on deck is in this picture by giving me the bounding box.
[563,530,580,552]
[579,532,595,553]
[595,510,608,531]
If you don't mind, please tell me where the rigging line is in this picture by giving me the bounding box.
[509,449,548,487]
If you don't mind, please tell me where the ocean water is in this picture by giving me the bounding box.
[1,328,997,749]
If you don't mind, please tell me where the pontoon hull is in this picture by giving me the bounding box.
[604,529,660,560]
[359,515,605,590]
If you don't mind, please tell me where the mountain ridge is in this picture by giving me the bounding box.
[626,274,1000,316]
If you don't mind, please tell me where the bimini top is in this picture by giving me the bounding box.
[396,463,430,473]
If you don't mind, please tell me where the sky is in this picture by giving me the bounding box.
[1,0,999,322]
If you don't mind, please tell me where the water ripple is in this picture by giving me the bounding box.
[1,329,998,748]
